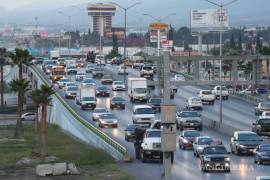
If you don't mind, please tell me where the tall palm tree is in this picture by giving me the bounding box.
[40,85,54,132]
[30,89,43,131]
[11,48,32,80]
[0,48,10,108]
[39,85,54,158]
[9,79,30,138]
[30,89,43,157]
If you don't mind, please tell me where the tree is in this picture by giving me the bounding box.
[106,33,120,59]
[0,48,10,108]
[39,85,54,157]
[11,48,32,80]
[9,79,30,138]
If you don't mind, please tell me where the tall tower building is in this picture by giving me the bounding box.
[87,3,116,37]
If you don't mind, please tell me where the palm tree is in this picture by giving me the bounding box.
[40,85,54,132]
[11,48,32,80]
[30,89,43,157]
[0,48,10,108]
[39,85,54,158]
[9,79,30,138]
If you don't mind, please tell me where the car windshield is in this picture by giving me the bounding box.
[191,98,201,102]
[260,145,270,151]
[262,102,270,108]
[198,137,213,145]
[136,108,154,114]
[60,79,69,82]
[203,146,227,154]
[94,108,107,113]
[143,66,152,70]
[202,91,212,95]
[100,113,115,119]
[184,131,200,137]
[146,131,161,138]
[114,81,123,85]
[238,134,261,141]
[67,86,78,91]
[149,98,161,103]
[83,79,94,83]
[112,97,124,101]
[103,75,111,79]
[127,125,140,131]
[179,111,200,117]
[98,86,107,91]
[258,119,270,124]
[82,97,95,101]
[77,73,85,75]
[52,71,65,75]
[66,83,76,87]
[135,88,147,94]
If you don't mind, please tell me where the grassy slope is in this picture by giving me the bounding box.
[0,124,133,180]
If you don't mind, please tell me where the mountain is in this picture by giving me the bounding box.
[0,0,269,31]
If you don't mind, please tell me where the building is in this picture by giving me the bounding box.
[87,3,116,37]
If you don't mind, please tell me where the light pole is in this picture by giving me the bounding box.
[203,0,238,127]
[58,11,80,55]
[110,1,142,84]
[143,13,176,56]
[72,5,87,48]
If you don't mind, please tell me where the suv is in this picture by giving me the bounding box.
[132,105,155,127]
[176,111,202,131]
[255,102,270,116]
[140,129,162,163]
[92,67,104,78]
[252,117,270,136]
[230,131,262,155]
[198,90,215,105]
[200,145,231,172]
[140,65,154,79]
[186,97,203,110]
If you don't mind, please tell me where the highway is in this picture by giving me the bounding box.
[37,64,270,180]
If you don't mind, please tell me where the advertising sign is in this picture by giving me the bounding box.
[149,22,169,30]
[191,9,229,32]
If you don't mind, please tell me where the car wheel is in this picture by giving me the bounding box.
[141,151,147,163]
[236,148,241,155]
[182,145,186,150]
[114,124,118,128]
[122,106,125,110]
[176,122,179,130]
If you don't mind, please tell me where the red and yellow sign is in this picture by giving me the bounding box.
[149,22,168,30]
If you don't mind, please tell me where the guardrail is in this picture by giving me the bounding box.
[30,66,130,161]
[232,91,262,104]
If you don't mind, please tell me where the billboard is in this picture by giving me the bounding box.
[149,30,167,43]
[191,9,229,32]
[149,22,168,30]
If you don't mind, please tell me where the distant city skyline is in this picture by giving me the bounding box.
[0,0,269,31]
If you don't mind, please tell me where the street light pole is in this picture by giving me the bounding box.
[109,1,142,84]
[202,0,238,128]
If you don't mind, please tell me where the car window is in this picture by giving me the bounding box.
[149,98,161,103]
[238,134,261,141]
[94,109,107,113]
[112,97,124,101]
[183,131,200,137]
[180,111,200,117]
[258,119,270,124]
[146,131,161,138]
[135,108,154,114]
[198,137,213,145]
[203,146,227,154]
[202,91,212,95]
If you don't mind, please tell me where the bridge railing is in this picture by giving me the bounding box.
[30,66,130,161]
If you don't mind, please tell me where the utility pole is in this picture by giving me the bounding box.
[202,0,238,128]
[110,1,142,84]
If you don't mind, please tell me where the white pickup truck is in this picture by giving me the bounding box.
[212,86,229,100]
[198,90,215,105]
[132,105,155,127]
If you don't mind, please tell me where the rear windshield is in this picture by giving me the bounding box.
[198,137,213,145]
[143,66,152,70]
[149,98,161,103]
[238,134,260,141]
[258,119,270,125]
[179,111,200,117]
[135,108,154,114]
[184,131,200,137]
[82,97,95,101]
[67,86,78,91]
[202,91,212,95]
[146,131,161,138]
[203,146,227,154]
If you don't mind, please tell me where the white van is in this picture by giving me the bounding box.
[95,55,105,66]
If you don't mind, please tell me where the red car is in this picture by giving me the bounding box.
[179,130,200,150]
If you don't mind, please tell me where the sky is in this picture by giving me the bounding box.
[0,0,269,30]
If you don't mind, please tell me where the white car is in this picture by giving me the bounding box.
[75,72,86,81]
[21,112,35,121]
[57,78,70,89]
[64,82,77,90]
[112,81,125,91]
[174,74,185,81]
[118,65,128,75]
[132,105,155,127]
[92,108,108,121]
[260,111,270,118]
[193,136,213,157]
[198,90,215,105]
[81,78,96,86]
[186,97,203,110]
[239,89,252,95]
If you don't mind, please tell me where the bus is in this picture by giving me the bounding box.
[51,65,66,82]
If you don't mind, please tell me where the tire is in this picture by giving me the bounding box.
[182,145,186,150]
[212,101,215,105]
[236,148,241,155]
[122,106,125,110]
[176,122,179,130]
[114,124,118,128]
[180,124,184,131]
[198,126,203,131]
[141,151,147,163]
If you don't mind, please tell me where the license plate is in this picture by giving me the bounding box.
[190,123,194,126]
[216,163,220,166]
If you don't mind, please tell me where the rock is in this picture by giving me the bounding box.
[16,157,32,166]
[68,163,80,175]
[36,164,53,177]
[52,162,67,176]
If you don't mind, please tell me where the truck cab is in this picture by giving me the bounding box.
[76,84,96,110]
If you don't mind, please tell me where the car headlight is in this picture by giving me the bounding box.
[198,146,203,150]
[113,120,117,123]
[225,157,230,161]
[183,139,189,143]
[143,143,148,149]
[204,157,211,161]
